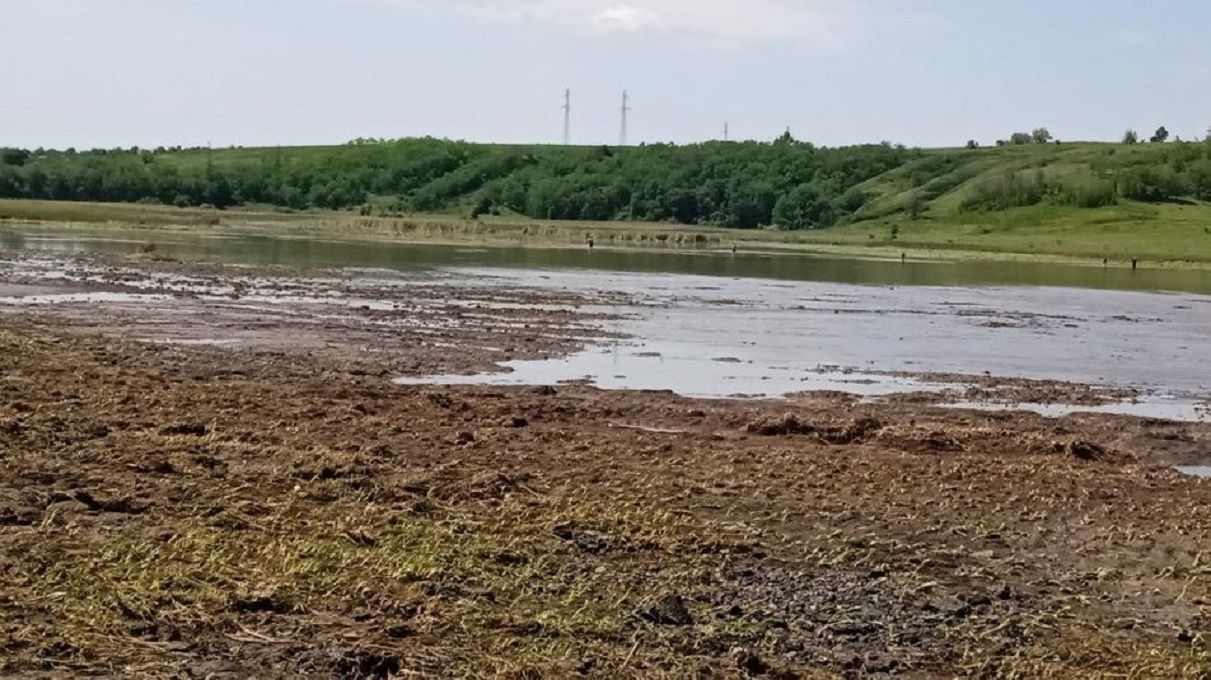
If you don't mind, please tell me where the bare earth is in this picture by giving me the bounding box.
[0,253,1208,678]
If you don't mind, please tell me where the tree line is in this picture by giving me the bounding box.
[0,138,917,229]
[6,133,1211,228]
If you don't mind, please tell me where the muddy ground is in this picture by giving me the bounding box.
[0,253,1208,678]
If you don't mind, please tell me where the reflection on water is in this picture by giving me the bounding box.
[4,226,1211,294]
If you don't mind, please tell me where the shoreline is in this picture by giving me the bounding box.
[5,198,1211,271]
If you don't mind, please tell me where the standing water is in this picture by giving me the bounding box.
[3,225,1210,421]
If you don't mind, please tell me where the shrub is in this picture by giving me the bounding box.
[1117,166,1183,201]
[960,171,1049,211]
[773,183,837,230]
[1055,180,1117,208]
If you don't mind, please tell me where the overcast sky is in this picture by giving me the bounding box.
[3,0,1210,149]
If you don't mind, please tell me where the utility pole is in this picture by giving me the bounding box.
[620,90,632,147]
[562,89,571,146]
[724,122,729,142]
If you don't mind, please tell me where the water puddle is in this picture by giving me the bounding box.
[397,267,1211,420]
[0,292,172,305]
[397,342,964,399]
[1175,466,1211,478]
[944,398,1211,423]
[139,337,241,347]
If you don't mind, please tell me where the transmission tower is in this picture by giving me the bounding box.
[620,90,632,146]
[562,89,571,145]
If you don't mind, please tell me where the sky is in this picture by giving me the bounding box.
[2,0,1210,149]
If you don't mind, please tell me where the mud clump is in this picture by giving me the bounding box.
[1054,440,1109,461]
[0,505,40,526]
[160,423,209,437]
[746,414,882,444]
[746,414,813,436]
[228,591,296,615]
[640,594,694,626]
[55,490,147,515]
[295,648,402,679]
[553,523,617,554]
[334,650,402,679]
[732,648,770,676]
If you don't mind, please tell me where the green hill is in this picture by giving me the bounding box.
[4,137,1211,251]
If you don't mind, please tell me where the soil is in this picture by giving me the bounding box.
[0,252,1208,678]
[885,372,1142,406]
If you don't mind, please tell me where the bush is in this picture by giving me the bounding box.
[1117,166,1183,201]
[960,171,1049,211]
[1183,159,1211,200]
[1055,180,1117,208]
[0,148,31,166]
[773,183,837,230]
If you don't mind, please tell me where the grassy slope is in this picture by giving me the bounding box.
[5,142,1211,264]
[818,202,1211,262]
[816,142,1211,262]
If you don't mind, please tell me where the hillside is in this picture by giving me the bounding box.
[4,138,1211,241]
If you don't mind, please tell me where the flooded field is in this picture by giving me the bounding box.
[404,268,1211,420]
[2,225,1209,421]
[6,224,1211,293]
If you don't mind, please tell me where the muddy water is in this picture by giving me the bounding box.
[398,268,1211,419]
[3,225,1210,420]
[5,225,1211,294]
[1176,466,1211,478]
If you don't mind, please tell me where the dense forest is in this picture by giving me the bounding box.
[4,134,1211,229]
[0,139,915,229]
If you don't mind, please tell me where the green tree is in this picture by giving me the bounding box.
[772,182,836,230]
[1150,126,1170,143]
[1118,165,1182,201]
[1031,128,1053,144]
[907,191,923,220]
[1122,130,1139,144]
[0,148,30,166]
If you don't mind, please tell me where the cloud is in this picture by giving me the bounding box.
[400,0,857,47]
[591,5,660,33]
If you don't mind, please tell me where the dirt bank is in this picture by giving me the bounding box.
[0,254,1207,678]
